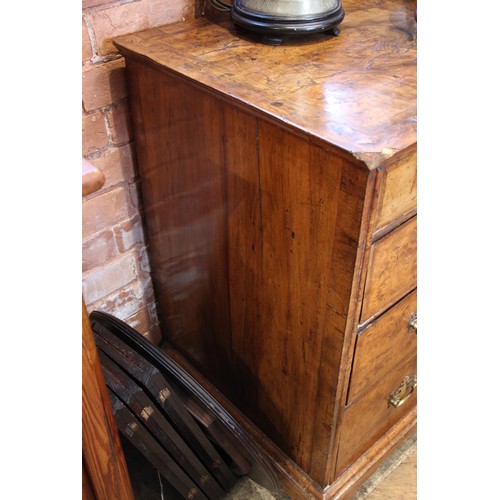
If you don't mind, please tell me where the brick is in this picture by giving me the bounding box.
[90,0,195,57]
[82,251,138,305]
[113,214,145,253]
[82,58,127,112]
[82,110,107,156]
[83,0,116,9]
[86,276,153,319]
[82,186,134,238]
[145,302,161,344]
[106,101,133,144]
[137,245,151,273]
[136,274,156,305]
[92,144,136,190]
[82,229,119,273]
[124,307,151,334]
[147,301,159,325]
[127,181,141,211]
[82,19,93,62]
[101,298,161,343]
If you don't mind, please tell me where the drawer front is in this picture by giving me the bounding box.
[360,216,416,324]
[372,148,417,233]
[348,290,417,405]
[335,356,417,478]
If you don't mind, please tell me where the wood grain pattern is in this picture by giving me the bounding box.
[348,290,417,405]
[160,340,417,500]
[335,356,417,478]
[360,216,417,324]
[114,0,417,167]
[126,57,370,482]
[370,147,417,237]
[116,0,417,496]
[82,301,135,500]
[126,59,233,380]
[351,432,416,499]
[227,116,369,481]
[160,342,327,499]
[331,411,416,500]
[82,463,96,500]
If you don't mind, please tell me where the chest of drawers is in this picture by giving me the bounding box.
[114,1,417,497]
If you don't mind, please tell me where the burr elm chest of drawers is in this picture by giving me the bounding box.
[114,1,417,497]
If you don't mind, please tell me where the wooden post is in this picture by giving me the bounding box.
[82,161,135,500]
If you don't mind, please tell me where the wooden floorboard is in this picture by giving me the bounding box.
[354,433,417,499]
[365,446,416,499]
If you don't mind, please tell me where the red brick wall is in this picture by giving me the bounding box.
[82,0,195,344]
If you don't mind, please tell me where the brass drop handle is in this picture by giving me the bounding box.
[407,312,417,334]
[389,375,417,408]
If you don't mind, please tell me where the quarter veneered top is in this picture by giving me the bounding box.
[114,0,416,167]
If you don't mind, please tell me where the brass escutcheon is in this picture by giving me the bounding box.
[407,312,417,334]
[389,375,417,408]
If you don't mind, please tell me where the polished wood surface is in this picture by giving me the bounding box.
[116,0,417,496]
[370,148,417,236]
[161,340,416,500]
[114,0,417,167]
[335,356,417,478]
[348,290,417,405]
[126,57,370,482]
[229,119,368,482]
[331,410,416,500]
[360,216,417,325]
[82,463,96,500]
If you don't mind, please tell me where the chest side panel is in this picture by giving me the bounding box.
[235,120,369,480]
[126,58,369,482]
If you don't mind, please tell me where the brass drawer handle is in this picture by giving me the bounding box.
[389,375,417,408]
[407,312,417,334]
